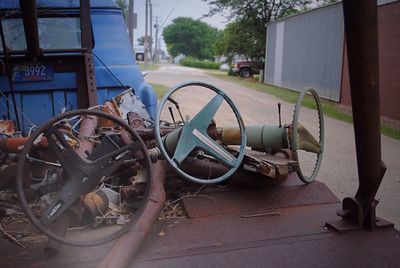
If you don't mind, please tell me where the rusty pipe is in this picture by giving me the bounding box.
[98,160,166,268]
[0,137,48,153]
[74,115,98,158]
[178,158,287,187]
[342,0,386,224]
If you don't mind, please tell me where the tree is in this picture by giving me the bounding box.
[214,18,265,63]
[206,0,312,60]
[163,17,219,60]
[115,0,128,19]
[137,36,145,46]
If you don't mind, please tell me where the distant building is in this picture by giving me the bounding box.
[264,0,400,122]
[173,53,186,64]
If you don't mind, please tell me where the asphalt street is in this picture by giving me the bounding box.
[146,64,400,227]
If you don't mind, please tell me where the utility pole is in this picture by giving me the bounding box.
[144,0,148,68]
[128,0,134,46]
[153,16,161,62]
[149,0,153,61]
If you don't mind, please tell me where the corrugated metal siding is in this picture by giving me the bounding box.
[265,3,344,101]
[265,24,276,83]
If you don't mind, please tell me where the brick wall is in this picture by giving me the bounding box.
[340,1,400,122]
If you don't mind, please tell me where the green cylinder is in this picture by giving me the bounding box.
[222,125,288,150]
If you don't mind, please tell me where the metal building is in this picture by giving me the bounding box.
[265,3,344,101]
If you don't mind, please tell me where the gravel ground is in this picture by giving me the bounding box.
[145,64,400,227]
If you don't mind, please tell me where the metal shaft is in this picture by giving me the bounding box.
[342,0,386,216]
[19,0,41,58]
[128,0,134,46]
[98,161,166,268]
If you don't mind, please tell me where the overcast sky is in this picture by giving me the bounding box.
[129,0,229,50]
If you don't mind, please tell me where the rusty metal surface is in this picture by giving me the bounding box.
[181,176,338,218]
[98,160,167,268]
[0,137,48,153]
[342,0,386,228]
[80,0,93,50]
[132,203,400,268]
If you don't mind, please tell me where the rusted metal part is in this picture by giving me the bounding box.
[98,160,166,268]
[179,156,287,188]
[83,53,98,107]
[326,197,394,232]
[0,120,15,135]
[99,101,121,127]
[74,115,98,158]
[340,0,387,229]
[181,176,339,219]
[80,0,93,50]
[221,126,241,145]
[18,0,41,59]
[0,137,48,153]
[127,112,146,129]
[82,191,109,218]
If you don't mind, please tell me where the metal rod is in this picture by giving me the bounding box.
[278,102,282,128]
[149,0,153,60]
[128,0,134,46]
[98,160,166,268]
[144,0,148,68]
[80,0,93,50]
[0,19,21,131]
[19,0,41,58]
[342,0,386,218]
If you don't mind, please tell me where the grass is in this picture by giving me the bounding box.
[137,62,160,71]
[150,83,169,99]
[206,71,400,140]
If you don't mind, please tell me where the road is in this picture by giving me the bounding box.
[145,64,400,227]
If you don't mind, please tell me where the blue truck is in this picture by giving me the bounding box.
[0,0,157,133]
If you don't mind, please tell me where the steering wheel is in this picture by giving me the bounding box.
[16,109,152,246]
[291,88,324,183]
[155,81,246,184]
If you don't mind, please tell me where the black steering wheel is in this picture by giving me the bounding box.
[16,109,152,246]
[155,81,246,184]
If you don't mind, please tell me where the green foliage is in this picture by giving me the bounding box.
[150,83,169,99]
[214,18,265,63]
[137,63,159,71]
[181,57,222,69]
[137,36,145,46]
[206,0,311,61]
[115,0,127,12]
[163,17,219,60]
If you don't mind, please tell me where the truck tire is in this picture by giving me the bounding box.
[239,67,252,78]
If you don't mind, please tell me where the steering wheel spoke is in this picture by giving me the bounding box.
[44,125,86,179]
[191,128,236,167]
[40,178,84,226]
[190,94,224,129]
[92,142,141,178]
[156,81,246,184]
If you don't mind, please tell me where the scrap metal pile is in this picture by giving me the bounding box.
[0,81,324,253]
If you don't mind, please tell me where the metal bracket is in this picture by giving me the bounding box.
[326,197,394,232]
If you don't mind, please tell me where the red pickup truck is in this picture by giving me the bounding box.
[232,60,264,78]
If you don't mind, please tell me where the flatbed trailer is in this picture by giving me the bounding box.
[0,0,398,267]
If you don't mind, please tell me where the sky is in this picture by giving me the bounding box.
[126,0,229,51]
